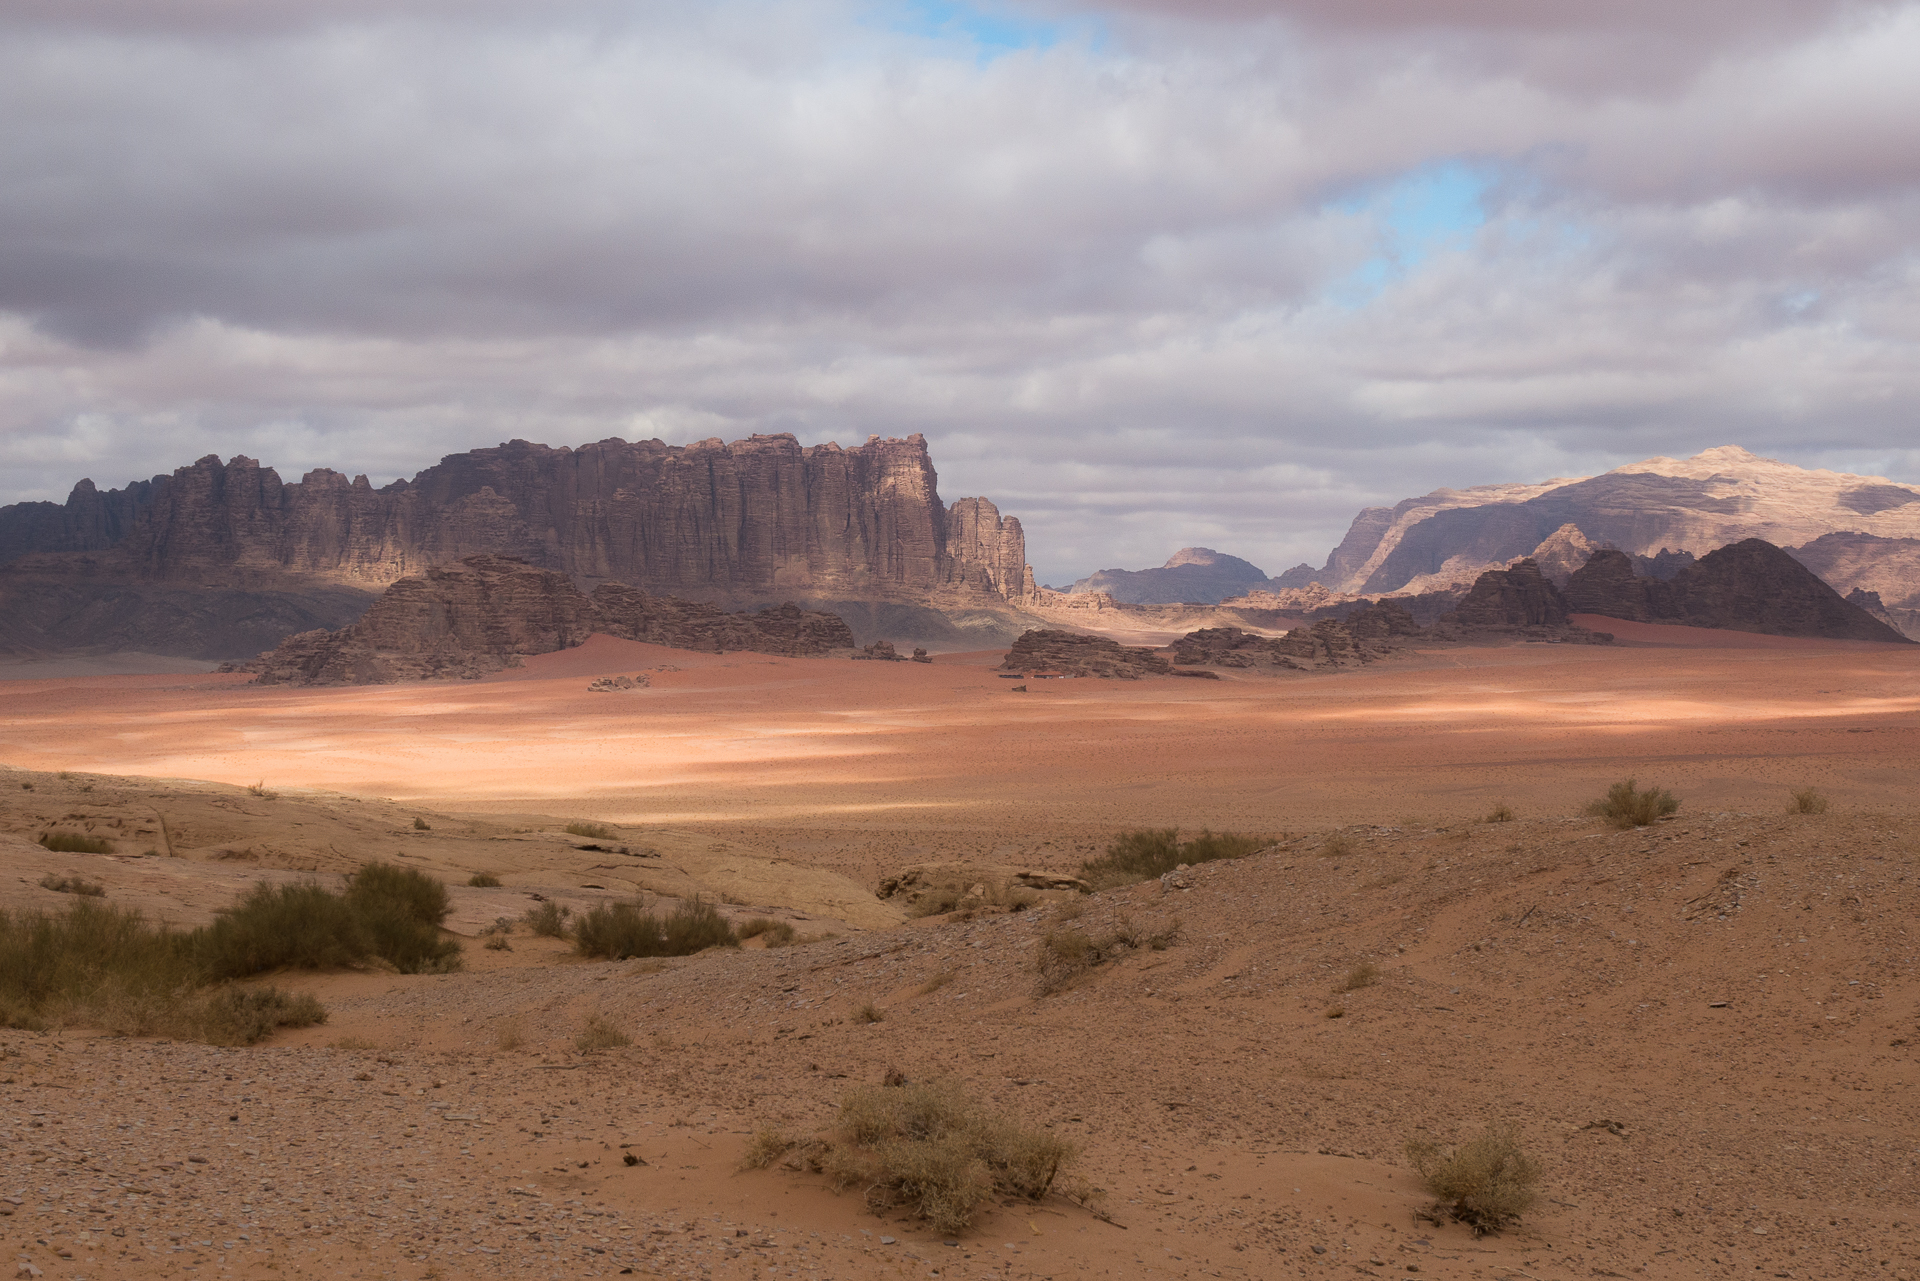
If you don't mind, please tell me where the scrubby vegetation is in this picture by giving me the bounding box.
[572,898,738,960]
[1405,1124,1540,1235]
[1076,828,1271,890]
[1484,804,1516,823]
[522,901,570,937]
[1585,778,1680,828]
[906,879,1039,919]
[413,817,431,830]
[1788,788,1830,815]
[1336,960,1380,992]
[467,872,501,887]
[38,831,114,854]
[1034,914,1177,995]
[0,898,326,1044]
[565,820,617,839]
[853,1001,885,1024]
[742,1076,1080,1233]
[196,863,461,978]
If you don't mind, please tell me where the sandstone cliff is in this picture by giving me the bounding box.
[1564,541,1911,643]
[230,555,857,685]
[0,432,1033,657]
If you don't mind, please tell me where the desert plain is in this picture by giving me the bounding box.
[2,622,1918,1281]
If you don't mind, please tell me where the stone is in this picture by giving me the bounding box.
[1000,629,1172,679]
[852,640,906,661]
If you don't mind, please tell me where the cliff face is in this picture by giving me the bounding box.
[2,433,1027,606]
[234,555,857,685]
[1565,541,1912,643]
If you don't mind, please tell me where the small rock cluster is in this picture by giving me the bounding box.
[587,674,650,693]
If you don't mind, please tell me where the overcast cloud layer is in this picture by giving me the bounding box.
[3,0,1918,582]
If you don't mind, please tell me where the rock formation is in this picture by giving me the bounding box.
[1564,541,1912,643]
[1785,532,1920,639]
[1294,447,1920,605]
[228,555,857,685]
[0,432,1037,658]
[1170,602,1429,671]
[999,630,1173,679]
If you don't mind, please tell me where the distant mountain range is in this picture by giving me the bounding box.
[1071,447,1920,637]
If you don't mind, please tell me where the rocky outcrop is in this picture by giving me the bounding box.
[1565,540,1912,643]
[229,555,857,685]
[1071,548,1274,605]
[1300,447,1920,601]
[1444,559,1571,629]
[1171,602,1426,671]
[1785,532,1920,639]
[1000,630,1173,679]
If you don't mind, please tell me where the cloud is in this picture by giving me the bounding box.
[3,0,1919,582]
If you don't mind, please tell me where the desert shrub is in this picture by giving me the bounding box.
[574,1014,632,1052]
[917,970,956,996]
[194,986,327,1046]
[825,1079,1076,1232]
[1320,834,1354,859]
[343,863,461,973]
[1324,1004,1345,1019]
[467,872,502,887]
[1484,804,1515,823]
[196,882,373,978]
[523,900,570,937]
[853,1001,885,1024]
[1788,788,1830,815]
[1584,778,1679,829]
[565,821,617,839]
[39,874,106,897]
[907,879,1039,919]
[1405,1124,1540,1235]
[0,899,327,1044]
[1077,828,1270,890]
[38,831,114,854]
[1034,915,1176,995]
[1337,961,1380,992]
[484,933,511,951]
[246,780,275,799]
[575,898,737,960]
[413,817,431,830]
[738,917,797,946]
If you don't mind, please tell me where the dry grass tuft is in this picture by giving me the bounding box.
[574,1014,632,1052]
[1405,1124,1541,1235]
[1584,778,1679,829]
[737,917,798,946]
[1323,1004,1346,1019]
[413,816,431,830]
[744,1077,1077,1234]
[494,1018,526,1051]
[1077,828,1270,890]
[1034,914,1177,995]
[1788,788,1830,815]
[246,780,276,799]
[1484,804,1515,823]
[565,820,617,839]
[467,872,501,887]
[1320,834,1355,859]
[853,1001,885,1024]
[1336,961,1380,992]
[917,970,956,996]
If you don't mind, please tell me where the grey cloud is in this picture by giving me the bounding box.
[3,1,1920,582]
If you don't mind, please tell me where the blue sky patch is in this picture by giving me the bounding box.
[873,0,1085,58]
[1326,161,1496,306]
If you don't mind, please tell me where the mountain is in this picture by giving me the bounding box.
[1069,547,1273,604]
[0,432,1033,658]
[1304,446,1920,596]
[1565,541,1910,643]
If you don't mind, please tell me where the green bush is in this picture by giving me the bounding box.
[1405,1124,1540,1235]
[1077,828,1270,890]
[196,882,372,978]
[346,862,450,927]
[1584,778,1679,829]
[38,831,114,854]
[744,1077,1078,1234]
[574,898,738,960]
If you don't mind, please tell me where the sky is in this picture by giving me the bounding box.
[3,0,1919,583]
